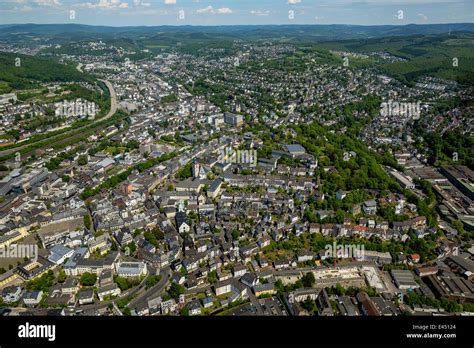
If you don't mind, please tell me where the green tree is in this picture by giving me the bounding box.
[208,270,217,284]
[145,275,162,289]
[115,276,130,291]
[144,231,159,248]
[78,154,88,165]
[124,242,136,255]
[334,283,345,296]
[452,220,464,234]
[27,270,55,291]
[83,214,91,230]
[61,175,70,183]
[57,270,67,283]
[80,272,97,286]
[301,298,317,313]
[168,282,185,299]
[231,229,240,241]
[302,272,315,287]
[176,163,192,180]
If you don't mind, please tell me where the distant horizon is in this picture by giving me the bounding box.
[1,22,473,28]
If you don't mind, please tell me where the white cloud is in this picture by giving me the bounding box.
[302,0,465,6]
[197,6,233,14]
[34,0,61,6]
[250,10,270,16]
[134,0,151,7]
[196,5,213,13]
[164,0,176,4]
[287,0,302,4]
[418,13,428,20]
[78,0,129,10]
[12,5,33,12]
[217,7,232,14]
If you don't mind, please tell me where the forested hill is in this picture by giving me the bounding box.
[1,23,473,44]
[0,52,94,93]
[317,32,474,86]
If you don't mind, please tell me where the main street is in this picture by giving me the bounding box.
[128,266,171,312]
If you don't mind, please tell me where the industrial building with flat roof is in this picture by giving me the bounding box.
[390,270,420,290]
[440,165,474,200]
[389,170,415,189]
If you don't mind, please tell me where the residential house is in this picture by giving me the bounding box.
[78,289,94,305]
[22,290,43,307]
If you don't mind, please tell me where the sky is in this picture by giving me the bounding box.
[0,0,473,26]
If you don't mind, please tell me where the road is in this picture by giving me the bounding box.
[184,281,263,315]
[77,266,170,314]
[128,266,171,310]
[247,288,264,315]
[0,74,118,158]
